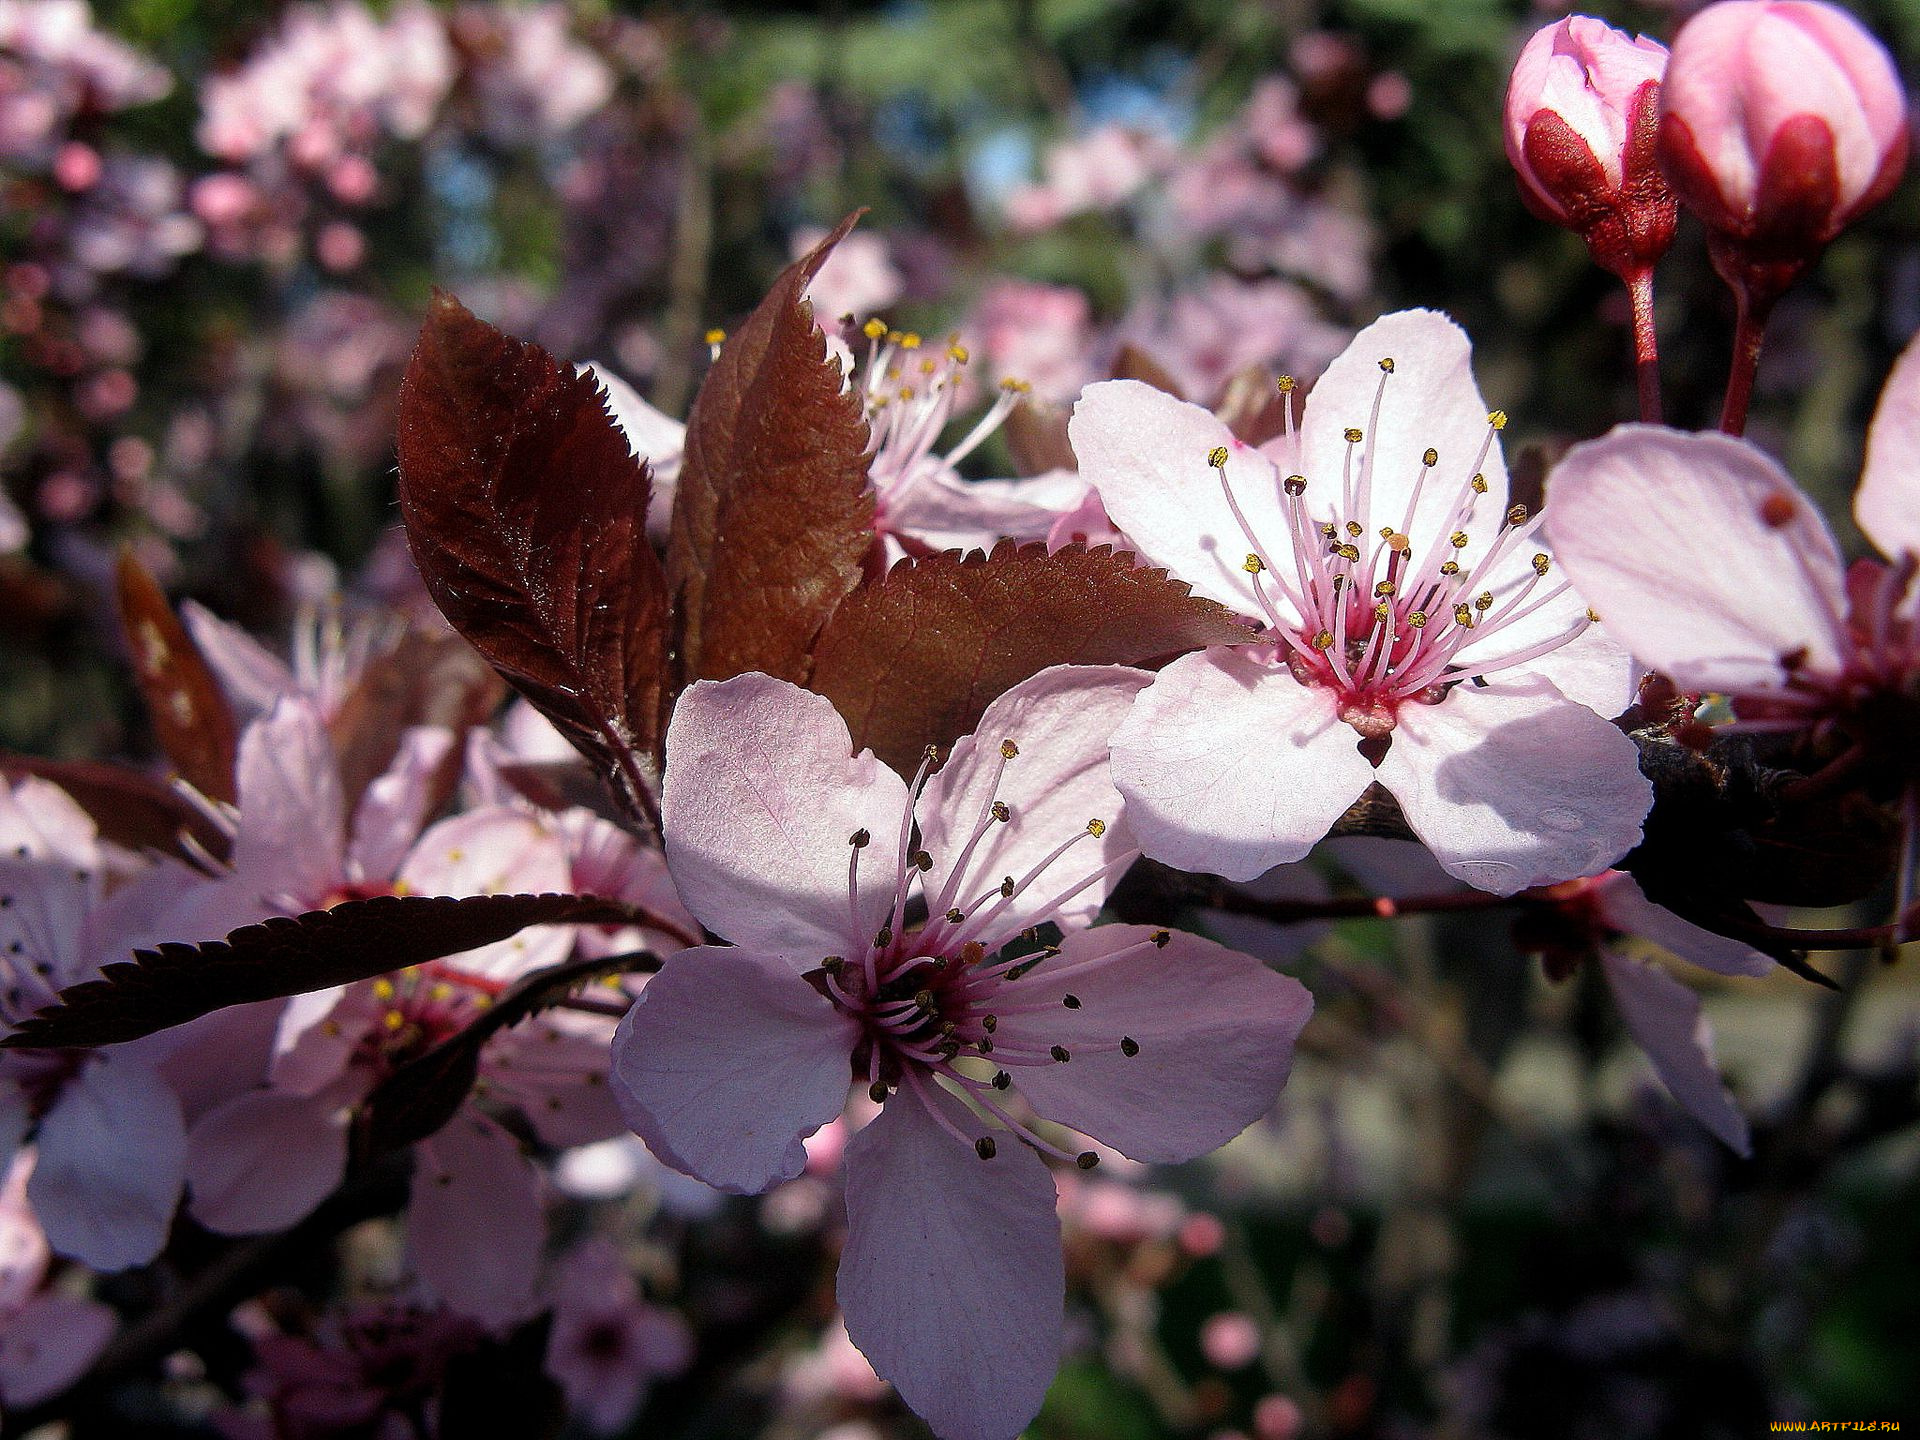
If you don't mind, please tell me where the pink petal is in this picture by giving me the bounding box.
[917,665,1151,944]
[609,946,857,1194]
[0,1150,47,1311]
[185,1090,348,1233]
[409,1109,544,1328]
[29,1052,185,1271]
[1299,310,1509,544]
[1590,873,1773,978]
[484,1015,627,1148]
[1858,329,1920,562]
[660,674,910,960]
[181,599,298,723]
[395,807,574,981]
[839,1085,1063,1440]
[1545,426,1850,690]
[1068,379,1287,617]
[345,725,457,881]
[1600,950,1749,1155]
[0,1292,117,1407]
[1000,924,1313,1162]
[232,698,346,908]
[1374,678,1651,895]
[884,466,1089,553]
[1110,649,1375,882]
[0,776,101,869]
[586,365,681,538]
[1450,552,1639,718]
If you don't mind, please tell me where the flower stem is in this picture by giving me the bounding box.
[1627,269,1662,424]
[1720,288,1772,436]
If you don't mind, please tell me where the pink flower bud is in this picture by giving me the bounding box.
[1658,0,1908,260]
[1505,17,1677,278]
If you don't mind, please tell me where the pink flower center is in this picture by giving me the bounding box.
[807,741,1149,1166]
[1213,360,1592,735]
[347,964,502,1074]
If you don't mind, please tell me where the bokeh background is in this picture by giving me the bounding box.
[2,1,1918,1436]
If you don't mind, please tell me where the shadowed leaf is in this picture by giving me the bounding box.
[329,630,505,821]
[396,293,668,802]
[1109,342,1187,398]
[2,892,640,1050]
[1213,365,1296,447]
[0,755,232,866]
[1003,398,1077,477]
[666,214,875,692]
[357,949,655,1159]
[808,541,1253,773]
[115,550,238,804]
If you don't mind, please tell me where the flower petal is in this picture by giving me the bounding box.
[1069,379,1287,618]
[181,599,298,724]
[1450,549,1639,718]
[1590,872,1773,978]
[1110,649,1375,882]
[409,1108,544,1328]
[1858,329,1920,563]
[185,1090,348,1233]
[28,1053,186,1271]
[609,946,857,1194]
[1600,951,1749,1155]
[1001,924,1313,1162]
[661,674,911,959]
[1545,426,1850,690]
[0,1292,117,1407]
[395,807,575,981]
[1374,677,1651,895]
[917,665,1150,944]
[1299,310,1509,543]
[345,725,457,881]
[839,1085,1063,1440]
[232,698,346,908]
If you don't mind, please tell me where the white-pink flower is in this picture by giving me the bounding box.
[610,667,1312,1440]
[1069,309,1650,892]
[542,1236,691,1435]
[1545,328,1920,926]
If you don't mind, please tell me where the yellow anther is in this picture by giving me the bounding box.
[1374,580,1396,597]
[1507,504,1529,525]
[1487,410,1508,430]
[1207,445,1230,469]
[900,332,922,349]
[1319,522,1337,538]
[1470,474,1488,494]
[1000,739,1019,759]
[383,1009,405,1032]
[1313,630,1335,650]
[1439,560,1460,576]
[1453,603,1473,626]
[1532,553,1550,576]
[1244,553,1266,574]
[999,376,1031,393]
[1086,818,1107,837]
[1449,531,1469,549]
[990,800,1010,823]
[1277,375,1296,393]
[862,318,889,339]
[704,328,726,346]
[1475,591,1494,611]
[1379,357,1395,372]
[1343,427,1363,443]
[372,978,396,1001]
[1586,607,1601,622]
[1345,520,1363,537]
[1150,930,1171,948]
[1407,610,1428,628]
[948,343,970,364]
[899,386,916,401]
[430,982,453,1002]
[1379,525,1396,539]
[1373,601,1390,621]
[1283,475,1307,495]
[1334,543,1360,562]
[920,359,938,375]
[1422,447,1438,467]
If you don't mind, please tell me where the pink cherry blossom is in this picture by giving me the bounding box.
[795,226,905,325]
[966,279,1094,405]
[1545,334,1920,930]
[0,1152,116,1408]
[611,668,1313,1440]
[542,1235,692,1434]
[1070,309,1650,892]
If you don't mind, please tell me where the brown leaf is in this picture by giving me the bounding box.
[1003,398,1078,477]
[666,214,875,691]
[1213,365,1296,448]
[115,550,238,804]
[808,541,1253,773]
[0,755,233,866]
[329,630,505,822]
[1,892,642,1050]
[1109,342,1187,399]
[395,293,668,804]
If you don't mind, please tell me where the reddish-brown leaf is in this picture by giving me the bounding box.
[1213,365,1296,447]
[808,541,1253,773]
[0,755,232,866]
[395,293,668,802]
[115,550,238,803]
[0,891,642,1050]
[1109,342,1187,399]
[666,215,875,692]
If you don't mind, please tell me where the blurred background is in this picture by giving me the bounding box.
[1,1,1917,1436]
